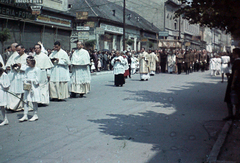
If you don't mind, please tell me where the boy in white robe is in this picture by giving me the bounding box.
[49,41,70,100]
[33,44,53,105]
[70,41,91,97]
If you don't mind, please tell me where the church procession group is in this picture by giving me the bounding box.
[0,41,91,126]
[0,40,232,126]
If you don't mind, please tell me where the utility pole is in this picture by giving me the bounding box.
[123,0,126,51]
[178,16,181,40]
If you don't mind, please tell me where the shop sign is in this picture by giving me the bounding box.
[85,21,94,27]
[70,37,78,43]
[0,4,34,19]
[36,15,71,28]
[76,11,88,20]
[78,32,89,40]
[30,5,41,15]
[15,0,42,3]
[100,23,123,34]
[95,27,105,35]
[158,41,181,48]
[143,32,156,39]
[141,38,148,42]
[159,31,169,37]
[71,31,78,38]
[185,42,191,46]
[76,26,90,31]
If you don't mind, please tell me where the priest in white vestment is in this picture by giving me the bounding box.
[33,44,53,104]
[49,41,70,100]
[5,43,18,69]
[148,50,159,76]
[139,48,150,81]
[0,55,5,69]
[7,44,28,111]
[70,41,91,97]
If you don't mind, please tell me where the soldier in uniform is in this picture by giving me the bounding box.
[189,49,194,73]
[200,49,207,72]
[194,49,200,72]
[184,50,190,74]
[176,49,184,74]
[160,49,168,73]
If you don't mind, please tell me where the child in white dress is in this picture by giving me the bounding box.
[97,59,101,71]
[19,56,41,122]
[0,67,10,126]
[90,59,96,73]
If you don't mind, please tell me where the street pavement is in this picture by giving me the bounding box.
[0,70,228,163]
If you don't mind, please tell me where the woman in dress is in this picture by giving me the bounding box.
[19,56,41,122]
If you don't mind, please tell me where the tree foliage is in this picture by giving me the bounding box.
[0,28,11,54]
[126,39,134,46]
[148,41,153,48]
[0,28,11,44]
[175,0,240,37]
[85,39,96,48]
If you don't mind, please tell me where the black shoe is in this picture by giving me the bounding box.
[79,94,84,98]
[140,79,144,81]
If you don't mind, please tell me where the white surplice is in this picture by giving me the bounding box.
[7,53,28,110]
[49,49,70,99]
[33,52,53,104]
[5,51,19,68]
[111,56,126,75]
[70,48,91,94]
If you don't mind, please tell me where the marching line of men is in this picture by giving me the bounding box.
[0,41,91,126]
[159,49,210,75]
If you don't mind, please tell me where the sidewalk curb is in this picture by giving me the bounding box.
[207,121,233,163]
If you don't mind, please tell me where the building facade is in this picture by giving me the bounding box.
[0,0,73,51]
[68,0,160,51]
